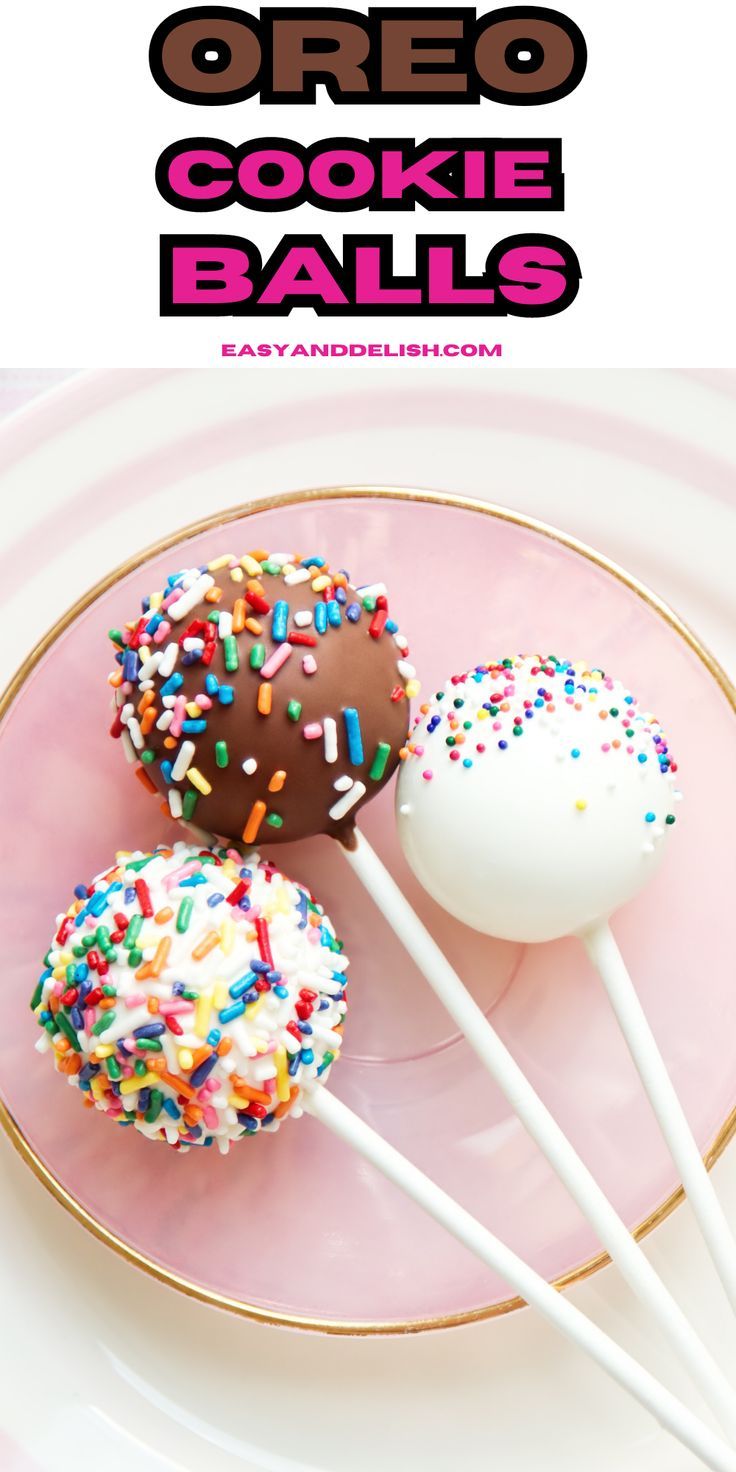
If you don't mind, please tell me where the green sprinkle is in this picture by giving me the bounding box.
[250,643,265,670]
[177,897,194,933]
[91,1012,115,1036]
[106,1056,122,1080]
[224,635,239,672]
[261,559,280,575]
[102,984,117,998]
[182,790,199,821]
[124,914,143,949]
[56,1011,81,1050]
[141,749,156,764]
[145,1089,164,1124]
[126,855,156,872]
[215,740,229,768]
[66,964,76,984]
[369,742,391,782]
[207,610,220,623]
[266,813,284,828]
[108,628,124,645]
[44,1017,57,1035]
[135,1038,162,1052]
[665,814,676,825]
[134,1059,148,1077]
[181,988,200,1002]
[362,594,376,612]
[30,978,44,1011]
[287,700,302,722]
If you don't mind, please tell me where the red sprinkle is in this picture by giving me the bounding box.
[246,590,271,615]
[227,879,251,907]
[135,879,154,917]
[369,608,388,639]
[287,632,318,647]
[255,916,274,968]
[166,1015,184,1035]
[55,917,74,946]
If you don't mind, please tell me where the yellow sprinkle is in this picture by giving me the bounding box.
[254,1037,268,1053]
[149,592,163,611]
[185,701,201,718]
[311,574,331,592]
[208,554,234,571]
[275,1046,290,1103]
[477,708,489,721]
[214,981,229,1010]
[222,858,240,881]
[187,768,212,796]
[241,555,263,576]
[282,564,297,576]
[219,918,236,956]
[405,679,421,699]
[229,567,244,583]
[575,798,587,811]
[245,995,267,1020]
[195,992,213,1038]
[93,1045,114,1059]
[178,1048,194,1071]
[90,1076,107,1100]
[120,1072,158,1095]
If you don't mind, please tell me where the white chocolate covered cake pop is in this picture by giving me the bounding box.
[396,656,680,943]
[31,842,348,1151]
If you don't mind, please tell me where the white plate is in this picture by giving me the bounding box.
[1,366,736,1472]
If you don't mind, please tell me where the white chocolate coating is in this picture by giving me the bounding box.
[32,842,348,1151]
[396,657,681,943]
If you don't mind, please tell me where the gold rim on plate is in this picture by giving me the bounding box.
[2,485,735,1335]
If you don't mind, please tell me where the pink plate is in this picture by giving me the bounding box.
[2,489,736,1331]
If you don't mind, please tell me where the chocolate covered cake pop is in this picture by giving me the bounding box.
[396,655,681,942]
[31,842,348,1151]
[109,551,417,848]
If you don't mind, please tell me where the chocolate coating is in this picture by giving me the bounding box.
[111,551,416,847]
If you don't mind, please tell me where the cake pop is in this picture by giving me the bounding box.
[108,550,417,847]
[396,655,679,942]
[395,654,736,1318]
[28,858,736,1469]
[31,841,348,1151]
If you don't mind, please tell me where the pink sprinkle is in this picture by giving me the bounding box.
[51,981,64,998]
[601,743,611,752]
[260,643,293,680]
[414,744,424,756]
[492,721,502,731]
[202,1105,219,1129]
[122,1065,134,1079]
[422,769,433,781]
[566,695,574,704]
[163,861,199,890]
[302,654,317,676]
[626,744,634,754]
[124,992,147,1008]
[169,694,187,739]
[159,999,195,1015]
[153,620,171,644]
[303,722,323,740]
[196,694,213,711]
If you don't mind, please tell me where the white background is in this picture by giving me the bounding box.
[2,0,735,366]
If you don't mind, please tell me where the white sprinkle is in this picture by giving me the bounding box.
[268,552,294,567]
[158,642,179,678]
[138,679,155,693]
[138,651,163,681]
[285,568,311,586]
[333,775,353,792]
[243,758,257,776]
[355,582,386,599]
[156,709,174,732]
[294,609,313,627]
[329,781,366,821]
[218,611,233,639]
[171,740,196,780]
[127,717,144,751]
[397,659,416,679]
[121,731,136,765]
[168,789,183,819]
[162,695,177,709]
[398,803,411,816]
[393,633,409,653]
[119,702,134,724]
[323,717,338,763]
[182,637,205,652]
[642,842,655,855]
[168,574,215,621]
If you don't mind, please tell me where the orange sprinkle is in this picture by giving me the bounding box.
[243,800,266,845]
[247,578,266,597]
[163,735,177,749]
[147,996,160,1014]
[108,671,124,688]
[155,906,173,925]
[140,707,157,736]
[183,1105,203,1125]
[191,1045,213,1068]
[333,571,348,588]
[229,1079,270,1105]
[598,709,608,720]
[192,931,219,961]
[612,738,621,749]
[138,689,156,715]
[135,765,158,795]
[137,935,171,981]
[268,769,286,793]
[232,598,246,633]
[257,683,272,716]
[204,585,223,603]
[147,1054,167,1072]
[250,548,269,561]
[274,1087,299,1120]
[216,1036,233,1057]
[245,617,262,636]
[56,1037,70,1054]
[159,801,170,819]
[98,997,116,1011]
[161,1071,196,1099]
[59,1054,82,1076]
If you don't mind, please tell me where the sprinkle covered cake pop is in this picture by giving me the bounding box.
[109,550,417,848]
[396,656,681,943]
[31,842,348,1151]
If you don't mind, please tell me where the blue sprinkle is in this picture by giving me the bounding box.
[534,698,544,708]
[172,981,185,996]
[206,1028,221,1047]
[274,985,289,999]
[207,892,225,908]
[229,971,258,999]
[182,719,207,734]
[78,1062,100,1084]
[179,872,207,888]
[637,753,648,764]
[159,673,184,698]
[335,587,347,605]
[133,1023,166,1039]
[343,707,364,765]
[571,748,580,759]
[288,1054,301,1077]
[123,649,139,682]
[161,760,173,784]
[498,740,508,750]
[314,603,328,635]
[298,1022,313,1035]
[186,1124,203,1141]
[645,811,656,823]
[163,1099,181,1120]
[218,685,234,705]
[138,1087,151,1112]
[326,599,341,628]
[74,963,89,983]
[218,1000,246,1024]
[272,600,289,642]
[181,651,203,666]
[238,1114,259,1132]
[73,884,88,900]
[205,673,219,695]
[300,1048,315,1065]
[190,1054,218,1089]
[124,886,136,903]
[385,619,398,634]
[301,556,325,568]
[251,959,271,974]
[462,758,472,768]
[346,603,361,622]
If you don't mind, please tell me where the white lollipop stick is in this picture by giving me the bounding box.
[341,831,736,1439]
[307,1086,736,1472]
[583,921,736,1313]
